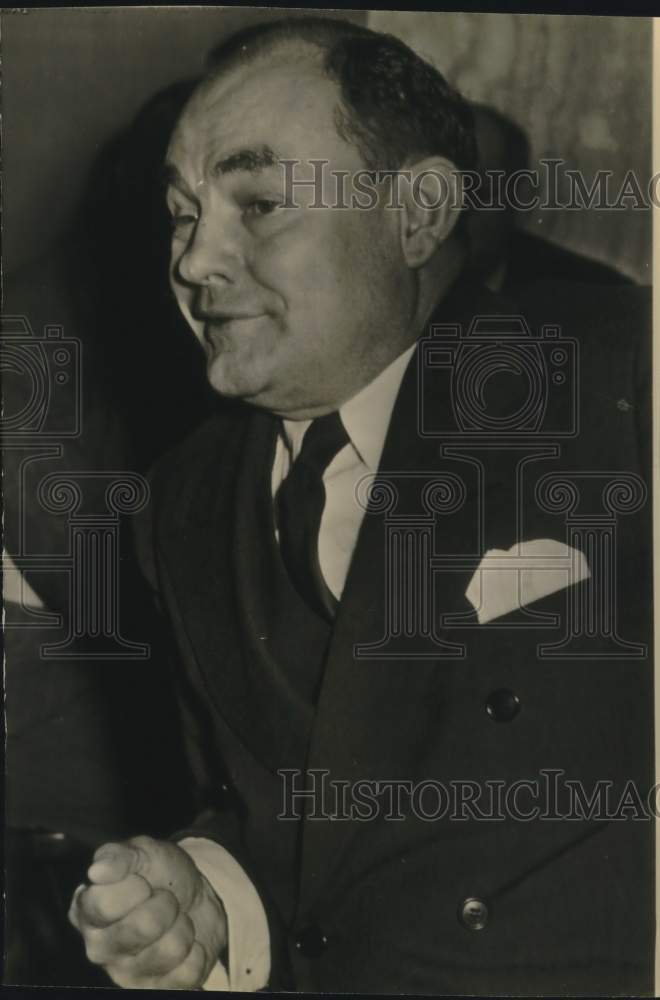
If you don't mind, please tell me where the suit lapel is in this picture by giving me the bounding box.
[160,407,311,772]
[299,277,503,906]
[231,410,317,769]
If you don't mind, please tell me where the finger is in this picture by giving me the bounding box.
[113,911,195,979]
[88,842,144,885]
[109,889,180,957]
[157,940,208,991]
[123,835,166,887]
[68,883,87,931]
[83,889,179,966]
[79,873,151,927]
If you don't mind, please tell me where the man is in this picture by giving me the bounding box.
[69,17,653,994]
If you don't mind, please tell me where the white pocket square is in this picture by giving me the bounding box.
[465,538,590,624]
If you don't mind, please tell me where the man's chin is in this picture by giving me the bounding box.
[206,355,268,403]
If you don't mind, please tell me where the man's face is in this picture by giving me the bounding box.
[165,45,414,418]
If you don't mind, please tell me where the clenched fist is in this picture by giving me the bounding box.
[69,835,227,989]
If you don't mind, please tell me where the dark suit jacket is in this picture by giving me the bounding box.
[135,277,653,995]
[503,230,636,291]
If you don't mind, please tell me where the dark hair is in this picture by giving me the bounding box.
[206,17,477,175]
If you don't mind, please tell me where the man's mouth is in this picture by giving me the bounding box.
[202,313,266,346]
[200,309,264,322]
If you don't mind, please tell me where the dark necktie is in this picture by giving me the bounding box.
[276,412,350,622]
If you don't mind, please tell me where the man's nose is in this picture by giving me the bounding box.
[174,215,242,288]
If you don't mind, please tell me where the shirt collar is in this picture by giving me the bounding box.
[281,343,416,472]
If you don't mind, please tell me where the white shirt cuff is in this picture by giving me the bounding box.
[179,836,270,991]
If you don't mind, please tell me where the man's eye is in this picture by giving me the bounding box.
[244,199,280,219]
[170,213,197,231]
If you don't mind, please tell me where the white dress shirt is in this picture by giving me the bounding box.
[182,343,417,990]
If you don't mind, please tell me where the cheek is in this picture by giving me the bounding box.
[248,217,360,310]
[246,225,308,296]
[171,281,204,345]
[246,209,401,343]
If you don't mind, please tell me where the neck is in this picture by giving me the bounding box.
[413,241,466,332]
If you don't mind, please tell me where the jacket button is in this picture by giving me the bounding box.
[485,688,520,722]
[459,897,489,931]
[295,923,328,957]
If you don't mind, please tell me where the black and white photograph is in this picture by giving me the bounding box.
[1,5,656,994]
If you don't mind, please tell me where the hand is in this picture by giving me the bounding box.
[69,835,227,989]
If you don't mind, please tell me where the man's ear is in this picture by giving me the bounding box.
[399,157,462,268]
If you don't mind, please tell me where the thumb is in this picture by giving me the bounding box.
[87,841,145,885]
[123,836,201,911]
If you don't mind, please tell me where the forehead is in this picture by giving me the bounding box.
[168,44,360,175]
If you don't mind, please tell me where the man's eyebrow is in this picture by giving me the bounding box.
[162,164,196,199]
[211,145,282,177]
[161,145,282,195]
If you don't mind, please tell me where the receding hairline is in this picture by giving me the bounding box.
[199,35,330,100]
[169,17,477,184]
[205,16,368,76]
[170,36,343,152]
[165,38,350,178]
